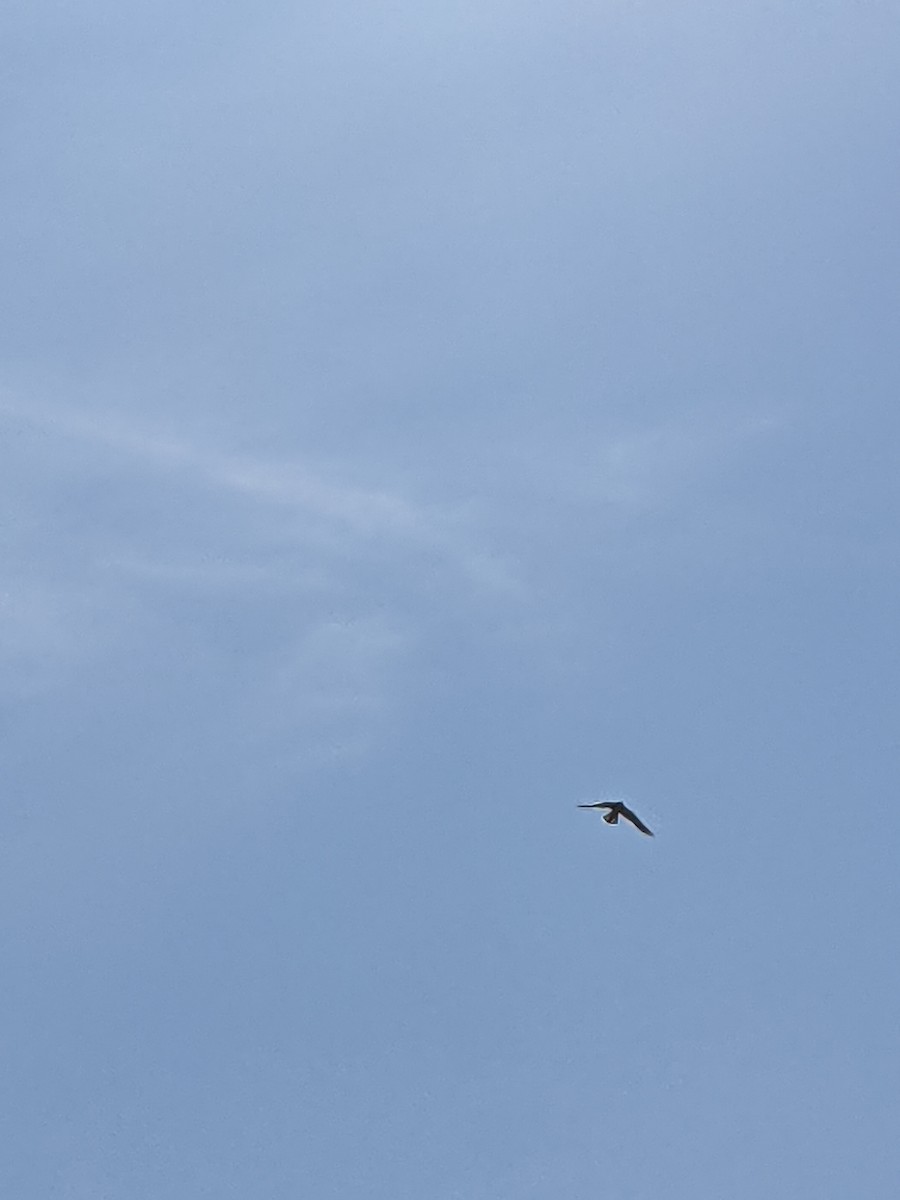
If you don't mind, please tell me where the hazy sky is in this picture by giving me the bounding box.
[3,2,900,1196]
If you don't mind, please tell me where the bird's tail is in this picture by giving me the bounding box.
[603,811,619,825]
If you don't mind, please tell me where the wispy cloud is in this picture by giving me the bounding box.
[554,410,786,512]
[0,393,517,748]
[0,393,515,589]
[0,390,787,737]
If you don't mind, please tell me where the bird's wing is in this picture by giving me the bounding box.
[620,805,654,836]
[578,802,613,810]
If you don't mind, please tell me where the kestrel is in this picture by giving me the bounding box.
[578,800,654,836]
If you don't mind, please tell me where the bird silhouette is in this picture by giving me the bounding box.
[578,800,653,836]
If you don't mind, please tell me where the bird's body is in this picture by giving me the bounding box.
[578,800,653,836]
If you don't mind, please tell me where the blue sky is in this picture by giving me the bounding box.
[3,2,900,1196]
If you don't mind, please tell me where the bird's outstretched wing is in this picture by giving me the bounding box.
[619,804,654,836]
[577,802,614,810]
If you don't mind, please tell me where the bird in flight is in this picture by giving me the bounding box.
[578,800,654,836]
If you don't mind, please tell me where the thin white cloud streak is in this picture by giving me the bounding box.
[506,408,786,514]
[0,393,516,743]
[0,394,517,595]
[0,391,786,724]
[588,412,785,511]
